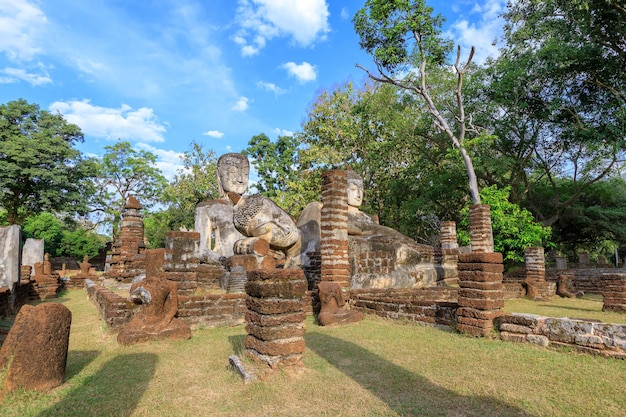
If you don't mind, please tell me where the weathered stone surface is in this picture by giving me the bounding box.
[317,281,363,326]
[0,225,21,289]
[245,310,307,327]
[21,238,44,277]
[458,252,503,264]
[246,297,304,315]
[0,303,71,392]
[246,322,306,341]
[457,298,504,310]
[245,335,305,356]
[245,279,307,298]
[117,275,191,345]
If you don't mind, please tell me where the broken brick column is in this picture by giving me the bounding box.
[602,273,626,313]
[320,169,350,289]
[524,247,545,282]
[456,252,505,337]
[164,231,200,296]
[441,221,459,250]
[245,269,307,368]
[438,221,459,286]
[469,204,494,253]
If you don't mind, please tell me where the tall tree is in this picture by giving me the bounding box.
[481,0,626,225]
[353,0,483,204]
[92,140,167,238]
[244,133,314,216]
[161,141,220,229]
[0,99,95,224]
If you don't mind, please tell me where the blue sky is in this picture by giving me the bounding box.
[0,0,506,180]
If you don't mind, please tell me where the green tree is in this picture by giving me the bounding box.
[353,0,483,204]
[480,0,626,226]
[59,228,106,259]
[0,99,96,224]
[458,186,552,266]
[22,212,64,256]
[161,141,220,230]
[92,140,167,238]
[243,133,314,215]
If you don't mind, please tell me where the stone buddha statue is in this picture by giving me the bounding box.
[195,152,301,267]
[298,169,438,288]
[195,153,249,258]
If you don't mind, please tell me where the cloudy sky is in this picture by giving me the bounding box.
[0,0,506,179]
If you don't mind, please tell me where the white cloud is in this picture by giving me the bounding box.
[203,130,224,138]
[274,128,293,137]
[49,100,167,143]
[448,0,506,64]
[233,0,330,56]
[135,143,184,181]
[231,96,250,111]
[340,7,349,20]
[257,81,286,95]
[0,67,51,85]
[281,61,316,83]
[0,0,47,61]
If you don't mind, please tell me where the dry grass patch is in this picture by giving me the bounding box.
[0,289,625,416]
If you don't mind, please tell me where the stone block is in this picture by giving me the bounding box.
[0,225,21,289]
[457,297,504,310]
[458,252,503,264]
[245,310,307,327]
[246,297,304,315]
[245,322,306,341]
[245,335,306,357]
[0,303,71,392]
[245,279,307,298]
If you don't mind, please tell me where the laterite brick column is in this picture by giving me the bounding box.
[438,221,459,286]
[602,273,626,313]
[524,247,545,282]
[245,269,307,368]
[469,204,494,253]
[441,221,459,250]
[320,169,350,289]
[164,231,200,296]
[456,253,504,337]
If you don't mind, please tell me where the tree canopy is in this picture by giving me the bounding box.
[0,99,96,224]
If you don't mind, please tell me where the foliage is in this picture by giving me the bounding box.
[21,212,104,258]
[243,133,313,216]
[143,210,171,249]
[353,0,483,204]
[161,141,220,230]
[479,0,626,225]
[458,185,552,265]
[92,140,167,238]
[529,176,626,260]
[0,99,96,224]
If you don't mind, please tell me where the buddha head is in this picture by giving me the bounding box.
[347,170,364,208]
[217,153,249,196]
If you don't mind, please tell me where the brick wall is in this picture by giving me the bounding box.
[85,280,137,331]
[349,287,458,327]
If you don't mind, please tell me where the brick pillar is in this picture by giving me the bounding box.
[524,247,545,282]
[456,252,504,337]
[118,195,145,258]
[441,221,459,250]
[164,231,200,296]
[602,273,626,313]
[320,170,350,288]
[245,269,307,368]
[469,204,494,253]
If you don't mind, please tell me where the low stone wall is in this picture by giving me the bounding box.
[85,280,247,331]
[496,313,626,359]
[177,293,247,328]
[349,287,458,328]
[85,280,137,331]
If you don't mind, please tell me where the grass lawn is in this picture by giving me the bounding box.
[1,289,625,417]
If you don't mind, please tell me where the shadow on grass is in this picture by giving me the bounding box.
[228,334,247,356]
[37,353,158,417]
[533,303,601,314]
[306,332,534,417]
[64,350,101,380]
